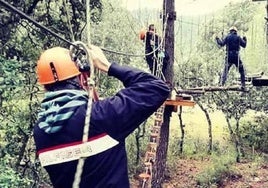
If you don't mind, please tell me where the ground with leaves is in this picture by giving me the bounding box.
[131,158,268,188]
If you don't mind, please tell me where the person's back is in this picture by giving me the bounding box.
[215,26,247,89]
[216,26,247,54]
[33,45,170,188]
[226,32,241,51]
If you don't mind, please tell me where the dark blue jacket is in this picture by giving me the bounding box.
[216,31,247,53]
[34,63,169,188]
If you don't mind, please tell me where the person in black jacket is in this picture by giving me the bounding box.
[216,26,247,90]
[144,24,168,78]
[33,45,169,188]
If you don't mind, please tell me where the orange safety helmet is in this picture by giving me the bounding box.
[139,29,146,40]
[37,47,80,85]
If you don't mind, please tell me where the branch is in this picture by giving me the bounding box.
[182,85,246,92]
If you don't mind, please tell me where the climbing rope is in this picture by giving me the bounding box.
[72,0,93,187]
[144,14,169,81]
[69,41,94,188]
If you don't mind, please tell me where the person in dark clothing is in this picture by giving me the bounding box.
[143,24,168,78]
[216,26,247,89]
[33,45,169,188]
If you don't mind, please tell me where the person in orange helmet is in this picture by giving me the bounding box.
[142,24,169,78]
[33,45,169,188]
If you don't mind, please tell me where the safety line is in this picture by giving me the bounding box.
[0,0,74,47]
[0,0,150,57]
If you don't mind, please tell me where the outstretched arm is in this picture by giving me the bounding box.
[215,36,226,47]
[92,63,170,141]
[87,45,170,140]
[240,36,247,48]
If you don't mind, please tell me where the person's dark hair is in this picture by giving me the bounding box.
[148,24,155,31]
[230,30,237,34]
[44,76,82,91]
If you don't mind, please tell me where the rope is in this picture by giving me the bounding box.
[150,14,169,80]
[70,41,94,188]
[0,0,151,58]
[72,1,93,187]
[156,13,169,81]
[0,0,74,47]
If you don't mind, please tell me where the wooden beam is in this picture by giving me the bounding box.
[165,99,195,107]
[175,89,205,95]
[244,71,264,81]
[184,85,245,92]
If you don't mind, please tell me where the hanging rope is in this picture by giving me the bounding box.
[72,1,93,187]
[0,0,75,46]
[144,14,169,80]
[154,15,169,81]
[70,40,94,188]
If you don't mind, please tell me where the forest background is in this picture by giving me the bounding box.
[0,0,267,187]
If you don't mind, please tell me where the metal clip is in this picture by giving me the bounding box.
[69,41,91,72]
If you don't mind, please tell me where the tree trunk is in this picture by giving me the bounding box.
[178,106,184,154]
[235,119,245,159]
[152,106,173,188]
[151,0,174,187]
[197,101,213,154]
[225,114,241,162]
[135,121,146,165]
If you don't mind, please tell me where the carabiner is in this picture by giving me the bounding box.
[69,41,91,72]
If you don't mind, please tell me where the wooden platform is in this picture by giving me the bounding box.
[252,76,268,86]
[165,99,195,107]
[239,72,268,86]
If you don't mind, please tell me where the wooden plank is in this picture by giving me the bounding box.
[165,99,195,107]
[176,89,205,95]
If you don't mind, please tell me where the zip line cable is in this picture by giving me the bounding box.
[0,0,159,57]
[0,0,75,47]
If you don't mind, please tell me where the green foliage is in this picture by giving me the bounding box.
[196,151,237,187]
[0,155,31,188]
[126,120,151,175]
[241,114,268,153]
[0,54,39,186]
[0,0,267,186]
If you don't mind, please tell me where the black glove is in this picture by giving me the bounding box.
[215,36,219,40]
[242,36,247,41]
